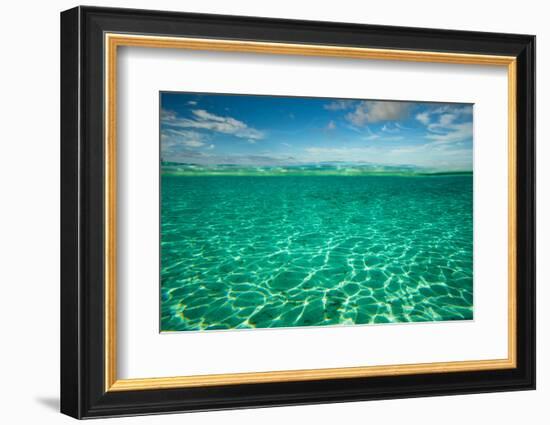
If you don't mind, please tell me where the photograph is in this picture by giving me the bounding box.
[56,4,536,419]
[160,92,474,332]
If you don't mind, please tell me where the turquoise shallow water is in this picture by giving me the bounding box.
[160,173,473,332]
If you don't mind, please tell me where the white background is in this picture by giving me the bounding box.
[0,0,546,424]
[118,48,508,378]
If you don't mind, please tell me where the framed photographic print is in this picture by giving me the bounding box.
[60,6,536,419]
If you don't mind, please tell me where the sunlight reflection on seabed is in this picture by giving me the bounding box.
[160,171,473,332]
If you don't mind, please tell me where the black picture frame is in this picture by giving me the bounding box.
[61,5,535,419]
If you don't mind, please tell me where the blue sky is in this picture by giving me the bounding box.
[160,92,473,171]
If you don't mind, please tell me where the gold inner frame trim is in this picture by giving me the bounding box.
[104,33,518,392]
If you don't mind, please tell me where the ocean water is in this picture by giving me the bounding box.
[160,172,473,332]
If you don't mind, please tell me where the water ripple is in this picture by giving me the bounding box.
[161,175,473,331]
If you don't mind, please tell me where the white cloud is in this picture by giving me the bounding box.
[416,112,430,125]
[381,123,400,133]
[438,113,456,127]
[416,104,472,129]
[414,104,473,144]
[161,109,177,121]
[432,105,472,115]
[163,129,202,140]
[363,134,380,141]
[161,129,206,149]
[183,140,204,148]
[301,144,471,170]
[187,100,197,105]
[161,108,265,140]
[326,120,336,130]
[324,100,355,111]
[395,123,411,130]
[425,122,473,144]
[346,101,410,126]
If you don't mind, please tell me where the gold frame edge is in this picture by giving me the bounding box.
[104,33,518,392]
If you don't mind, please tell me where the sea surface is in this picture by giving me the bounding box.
[160,169,473,331]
